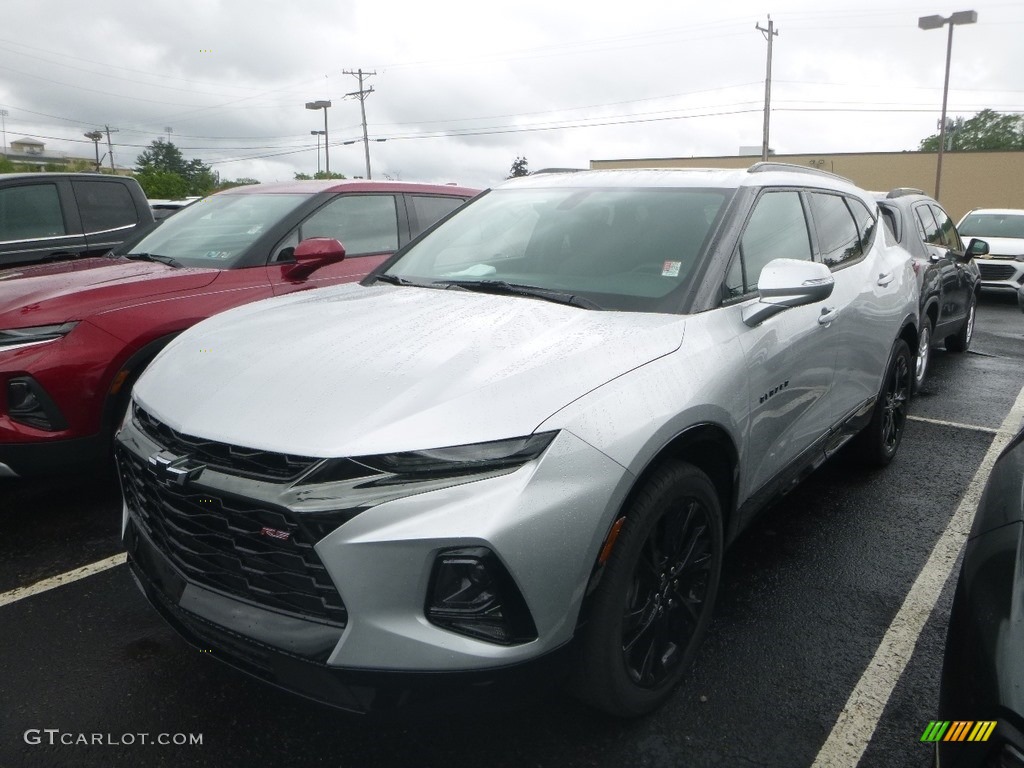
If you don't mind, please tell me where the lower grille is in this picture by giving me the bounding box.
[978,262,1018,280]
[119,449,347,626]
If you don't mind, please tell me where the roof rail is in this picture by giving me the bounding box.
[885,187,927,199]
[746,161,853,184]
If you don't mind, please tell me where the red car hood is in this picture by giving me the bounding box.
[0,258,219,328]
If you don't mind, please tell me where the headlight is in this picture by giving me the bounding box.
[0,322,78,351]
[301,432,558,486]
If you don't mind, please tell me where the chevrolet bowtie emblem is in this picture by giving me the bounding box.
[148,450,205,486]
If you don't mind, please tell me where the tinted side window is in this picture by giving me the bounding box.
[915,205,942,246]
[72,180,138,233]
[847,197,877,253]
[408,195,467,238]
[0,184,66,241]
[300,195,398,255]
[929,204,962,251]
[809,193,862,267]
[726,190,811,297]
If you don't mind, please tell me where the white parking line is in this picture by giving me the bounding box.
[907,414,1000,435]
[812,382,1024,768]
[0,553,127,608]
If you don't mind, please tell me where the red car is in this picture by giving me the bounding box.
[0,180,479,477]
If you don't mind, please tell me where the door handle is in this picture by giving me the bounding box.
[818,306,839,325]
[877,272,895,286]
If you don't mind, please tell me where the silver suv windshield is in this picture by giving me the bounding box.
[125,193,310,268]
[959,212,1024,240]
[384,187,732,312]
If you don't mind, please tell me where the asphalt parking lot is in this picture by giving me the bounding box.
[1,292,1022,768]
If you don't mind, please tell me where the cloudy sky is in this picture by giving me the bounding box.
[2,0,1022,190]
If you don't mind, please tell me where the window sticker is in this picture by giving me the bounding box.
[662,260,682,277]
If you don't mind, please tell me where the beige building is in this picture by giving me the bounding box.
[590,150,1024,223]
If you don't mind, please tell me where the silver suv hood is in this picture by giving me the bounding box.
[135,284,686,457]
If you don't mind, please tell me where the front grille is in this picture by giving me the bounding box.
[119,449,347,625]
[977,262,1018,280]
[133,405,319,482]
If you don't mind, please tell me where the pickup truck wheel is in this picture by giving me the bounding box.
[573,462,722,717]
[913,317,932,394]
[853,339,912,467]
[945,294,975,353]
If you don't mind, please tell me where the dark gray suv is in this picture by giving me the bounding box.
[875,189,986,391]
[0,173,154,268]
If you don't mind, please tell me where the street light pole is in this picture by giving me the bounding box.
[918,10,977,201]
[310,130,325,174]
[305,100,332,174]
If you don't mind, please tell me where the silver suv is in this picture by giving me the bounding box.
[957,208,1024,293]
[117,163,919,718]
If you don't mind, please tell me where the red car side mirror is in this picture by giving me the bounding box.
[286,237,346,278]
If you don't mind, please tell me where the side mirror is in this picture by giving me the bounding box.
[964,238,989,260]
[742,258,834,327]
[285,237,346,278]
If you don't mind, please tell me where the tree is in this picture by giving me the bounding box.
[135,169,190,199]
[294,170,347,180]
[507,156,530,178]
[136,139,216,196]
[918,109,1024,152]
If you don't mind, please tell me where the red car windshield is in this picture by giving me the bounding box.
[125,193,309,268]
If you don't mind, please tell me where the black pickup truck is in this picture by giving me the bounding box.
[875,188,987,392]
[0,173,155,268]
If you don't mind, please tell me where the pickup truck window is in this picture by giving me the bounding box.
[0,183,66,241]
[72,180,138,234]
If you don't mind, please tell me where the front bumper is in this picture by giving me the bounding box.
[117,410,631,709]
[0,431,108,478]
[975,258,1024,291]
[125,517,574,715]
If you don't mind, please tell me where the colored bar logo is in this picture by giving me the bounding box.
[921,721,997,742]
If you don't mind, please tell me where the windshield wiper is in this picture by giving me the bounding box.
[434,279,602,310]
[373,273,446,289]
[124,253,183,269]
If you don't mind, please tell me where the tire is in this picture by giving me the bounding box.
[945,293,976,353]
[913,317,932,394]
[574,462,723,717]
[853,339,912,467]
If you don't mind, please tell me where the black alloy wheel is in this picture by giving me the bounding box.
[574,462,723,717]
[853,338,912,467]
[622,498,714,687]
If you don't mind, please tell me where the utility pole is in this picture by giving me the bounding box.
[84,131,103,171]
[104,125,118,172]
[343,68,376,179]
[164,126,173,144]
[755,16,778,162]
[0,109,8,159]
